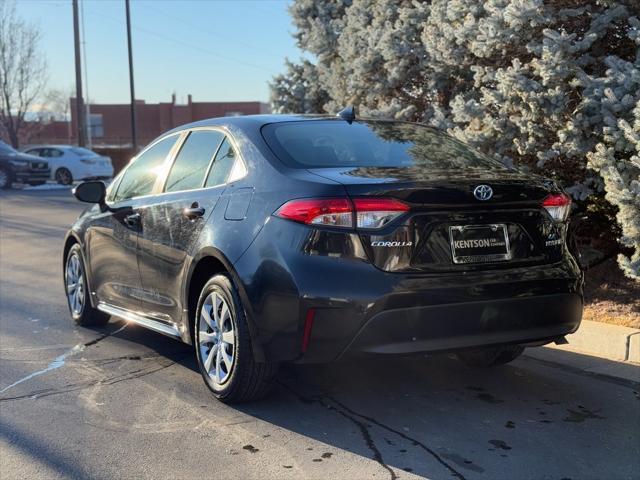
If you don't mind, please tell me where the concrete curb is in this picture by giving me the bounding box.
[546,319,640,363]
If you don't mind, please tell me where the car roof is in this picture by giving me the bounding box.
[26,144,75,149]
[165,113,338,136]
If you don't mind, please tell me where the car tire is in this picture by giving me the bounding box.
[195,273,277,403]
[55,167,73,185]
[64,244,110,326]
[456,345,524,367]
[0,167,13,189]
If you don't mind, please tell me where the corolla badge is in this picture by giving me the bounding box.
[371,241,413,247]
[473,184,493,201]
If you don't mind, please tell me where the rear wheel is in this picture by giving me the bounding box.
[195,273,277,403]
[65,244,109,326]
[0,167,13,189]
[55,167,73,185]
[457,345,524,367]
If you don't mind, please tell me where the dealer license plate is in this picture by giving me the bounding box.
[449,224,511,264]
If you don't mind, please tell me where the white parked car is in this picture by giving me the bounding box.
[22,145,114,185]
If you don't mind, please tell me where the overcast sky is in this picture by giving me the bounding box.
[17,0,301,105]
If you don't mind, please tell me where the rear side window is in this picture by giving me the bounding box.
[261,120,507,170]
[46,148,63,158]
[205,137,236,187]
[165,130,224,193]
[113,135,177,202]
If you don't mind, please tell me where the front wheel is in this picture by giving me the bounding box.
[65,244,110,326]
[195,273,277,403]
[456,345,524,367]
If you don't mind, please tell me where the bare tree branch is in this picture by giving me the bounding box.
[0,0,47,148]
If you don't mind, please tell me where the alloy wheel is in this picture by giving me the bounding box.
[198,292,236,386]
[65,253,85,316]
[56,169,72,185]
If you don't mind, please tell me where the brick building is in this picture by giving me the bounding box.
[23,95,269,172]
[70,94,270,147]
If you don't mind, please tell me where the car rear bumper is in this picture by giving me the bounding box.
[234,220,584,364]
[342,293,581,356]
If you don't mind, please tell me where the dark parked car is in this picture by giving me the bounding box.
[63,111,583,403]
[0,141,50,189]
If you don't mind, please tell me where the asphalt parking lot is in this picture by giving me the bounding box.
[1,187,639,480]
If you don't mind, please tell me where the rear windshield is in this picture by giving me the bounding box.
[262,120,507,170]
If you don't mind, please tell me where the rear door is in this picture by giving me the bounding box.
[136,129,242,325]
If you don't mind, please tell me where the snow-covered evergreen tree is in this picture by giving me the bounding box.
[271,0,640,279]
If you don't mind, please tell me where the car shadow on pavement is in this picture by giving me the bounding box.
[99,321,639,480]
[0,418,96,479]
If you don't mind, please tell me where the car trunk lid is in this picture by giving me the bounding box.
[308,166,566,273]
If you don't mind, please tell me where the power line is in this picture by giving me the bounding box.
[83,7,274,73]
[140,3,283,59]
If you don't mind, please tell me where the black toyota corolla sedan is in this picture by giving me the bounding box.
[63,110,583,402]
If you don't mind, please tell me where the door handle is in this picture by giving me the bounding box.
[183,203,205,220]
[123,212,141,227]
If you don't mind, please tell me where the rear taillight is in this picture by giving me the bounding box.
[275,198,353,227]
[275,197,409,229]
[352,198,410,229]
[542,193,571,222]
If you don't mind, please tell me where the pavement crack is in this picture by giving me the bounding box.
[0,359,176,402]
[277,379,467,480]
[0,322,128,395]
[82,322,128,348]
[326,395,467,480]
[277,381,398,480]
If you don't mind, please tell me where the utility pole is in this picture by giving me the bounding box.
[80,0,92,148]
[125,0,137,151]
[72,0,86,147]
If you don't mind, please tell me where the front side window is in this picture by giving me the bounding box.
[113,135,177,202]
[164,130,224,193]
[205,137,236,187]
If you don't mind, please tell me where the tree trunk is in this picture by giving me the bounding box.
[7,121,19,148]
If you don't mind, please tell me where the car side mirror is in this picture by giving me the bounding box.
[73,181,106,204]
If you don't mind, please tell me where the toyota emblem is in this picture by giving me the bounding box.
[473,185,493,201]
